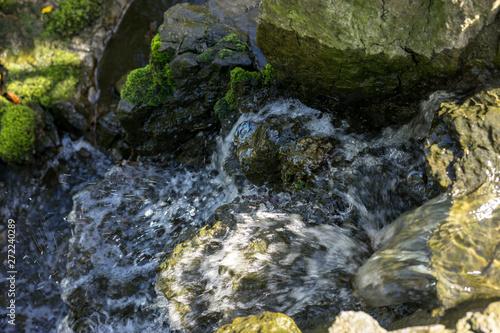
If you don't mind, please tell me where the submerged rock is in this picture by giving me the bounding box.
[426,87,500,196]
[216,311,301,333]
[155,202,368,332]
[256,0,500,122]
[354,188,500,310]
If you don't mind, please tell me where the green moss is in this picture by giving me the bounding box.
[6,45,81,108]
[44,0,101,38]
[261,64,276,86]
[151,34,169,65]
[217,33,248,52]
[121,34,175,107]
[219,48,233,60]
[198,49,214,63]
[214,66,274,117]
[120,64,174,107]
[0,105,37,163]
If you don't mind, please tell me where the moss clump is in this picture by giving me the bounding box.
[151,34,169,65]
[121,34,175,106]
[261,64,276,86]
[197,49,214,63]
[6,44,81,108]
[219,48,233,59]
[214,65,275,117]
[217,33,248,52]
[0,105,37,163]
[44,0,101,38]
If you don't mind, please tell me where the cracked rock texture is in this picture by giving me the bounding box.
[257,0,500,105]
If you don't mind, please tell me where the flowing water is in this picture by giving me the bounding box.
[0,1,459,331]
[2,93,448,332]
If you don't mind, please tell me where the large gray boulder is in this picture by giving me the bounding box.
[257,0,500,108]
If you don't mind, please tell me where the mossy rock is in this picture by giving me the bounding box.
[121,34,175,107]
[0,104,38,163]
[257,0,500,115]
[216,312,302,333]
[231,112,334,189]
[117,3,257,162]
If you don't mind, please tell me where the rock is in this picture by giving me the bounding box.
[52,101,87,137]
[216,311,302,333]
[354,189,500,310]
[209,0,263,66]
[425,87,500,196]
[96,110,124,149]
[328,301,500,333]
[155,202,368,332]
[328,311,387,333]
[328,311,451,333]
[456,301,500,333]
[117,3,258,162]
[256,0,500,118]
[231,104,336,188]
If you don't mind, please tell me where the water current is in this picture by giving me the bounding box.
[1,87,453,331]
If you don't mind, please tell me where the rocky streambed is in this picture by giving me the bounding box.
[1,0,500,332]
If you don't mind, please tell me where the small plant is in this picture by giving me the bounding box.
[217,33,248,52]
[219,49,233,60]
[261,64,276,86]
[44,0,101,38]
[0,105,37,163]
[214,65,275,117]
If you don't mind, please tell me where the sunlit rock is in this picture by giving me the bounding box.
[216,311,302,333]
[426,87,500,196]
[354,189,500,310]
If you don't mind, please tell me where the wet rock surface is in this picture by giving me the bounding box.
[355,187,500,311]
[232,115,335,187]
[426,87,500,195]
[155,200,369,332]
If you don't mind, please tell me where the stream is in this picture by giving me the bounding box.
[0,1,457,332]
